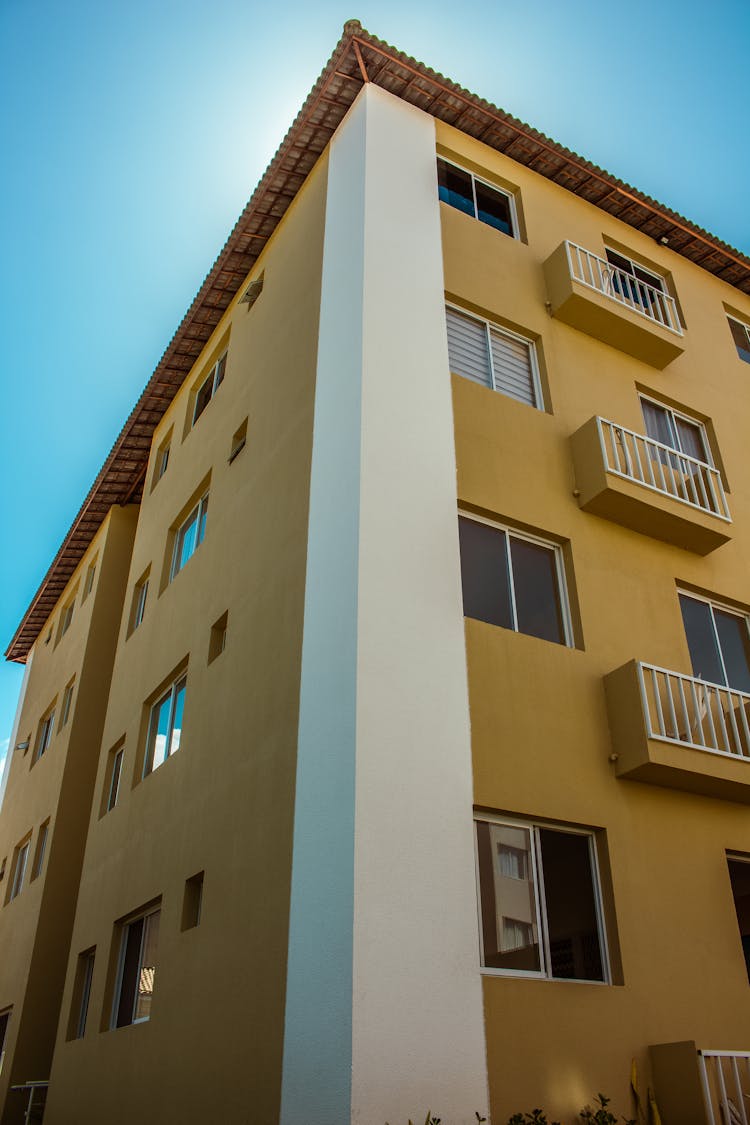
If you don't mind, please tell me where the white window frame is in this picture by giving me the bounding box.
[459,511,573,647]
[678,589,750,690]
[474,813,611,984]
[60,681,75,729]
[107,747,124,811]
[31,821,49,880]
[192,353,227,426]
[639,394,713,466]
[437,157,519,239]
[170,494,209,580]
[82,560,97,601]
[33,709,55,763]
[605,246,665,293]
[446,303,543,409]
[143,674,187,778]
[728,315,750,363]
[75,950,95,1039]
[58,600,75,639]
[111,906,160,1028]
[9,840,30,902]
[133,579,149,630]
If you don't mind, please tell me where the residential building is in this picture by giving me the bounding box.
[2,21,750,1125]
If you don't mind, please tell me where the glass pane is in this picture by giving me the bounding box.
[108,750,123,810]
[197,497,208,546]
[436,159,475,218]
[641,401,677,449]
[679,594,724,685]
[148,694,172,773]
[134,910,159,1022]
[175,510,198,574]
[474,180,513,236]
[727,859,750,983]
[214,354,226,387]
[714,609,750,693]
[116,918,143,1027]
[539,829,604,981]
[170,680,186,756]
[509,537,565,645]
[458,518,512,629]
[729,319,750,364]
[193,374,213,423]
[476,822,541,972]
[675,417,708,465]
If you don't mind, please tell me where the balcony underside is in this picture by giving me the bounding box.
[543,242,684,368]
[571,418,731,555]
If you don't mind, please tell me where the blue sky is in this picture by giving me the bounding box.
[1,0,749,782]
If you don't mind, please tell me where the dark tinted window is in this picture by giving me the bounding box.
[539,829,604,981]
[509,537,564,644]
[475,179,513,236]
[679,594,724,685]
[728,858,750,983]
[715,609,750,693]
[729,318,750,365]
[437,159,474,217]
[458,517,512,629]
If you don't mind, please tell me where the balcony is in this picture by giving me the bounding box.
[650,1042,750,1125]
[571,416,731,555]
[604,661,750,803]
[543,241,684,367]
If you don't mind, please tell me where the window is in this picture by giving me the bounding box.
[679,592,750,692]
[181,871,204,931]
[192,353,227,425]
[640,397,711,466]
[112,906,160,1027]
[0,1008,10,1075]
[446,306,542,409]
[144,674,186,777]
[728,317,750,364]
[131,575,149,632]
[458,514,571,646]
[229,419,247,464]
[727,856,750,983]
[105,745,124,812]
[437,157,517,238]
[82,558,97,601]
[151,427,173,490]
[475,816,608,981]
[33,708,55,763]
[69,949,95,1039]
[31,820,49,881]
[170,495,208,580]
[605,248,668,316]
[57,599,75,641]
[208,611,228,664]
[8,838,30,902]
[60,680,75,729]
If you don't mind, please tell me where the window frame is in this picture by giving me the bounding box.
[72,949,96,1040]
[132,578,149,631]
[639,394,713,467]
[33,708,56,764]
[728,316,750,364]
[474,812,611,983]
[60,680,75,729]
[8,838,31,902]
[0,1007,11,1075]
[458,511,574,647]
[82,559,97,602]
[106,746,124,811]
[446,303,543,410]
[111,905,161,1029]
[143,674,187,778]
[437,156,519,239]
[192,352,227,426]
[170,494,209,580]
[58,599,75,641]
[31,820,49,881]
[678,588,750,691]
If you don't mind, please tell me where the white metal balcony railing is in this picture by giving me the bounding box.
[699,1050,750,1125]
[638,663,750,760]
[565,241,683,336]
[596,417,731,522]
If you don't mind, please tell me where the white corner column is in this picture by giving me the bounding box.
[281,83,488,1125]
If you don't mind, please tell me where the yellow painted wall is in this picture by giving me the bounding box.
[42,152,328,1125]
[0,505,136,1125]
[438,116,750,1122]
